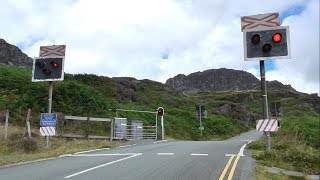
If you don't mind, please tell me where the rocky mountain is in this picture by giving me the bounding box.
[165,68,296,94]
[0,38,33,67]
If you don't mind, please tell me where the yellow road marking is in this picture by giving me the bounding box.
[227,154,241,180]
[218,155,235,180]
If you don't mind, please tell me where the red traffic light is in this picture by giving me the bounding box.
[273,33,282,43]
[50,61,59,68]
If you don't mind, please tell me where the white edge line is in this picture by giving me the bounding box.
[116,144,136,148]
[66,153,140,157]
[153,140,168,144]
[64,153,142,179]
[190,153,208,156]
[157,153,174,155]
[74,148,110,155]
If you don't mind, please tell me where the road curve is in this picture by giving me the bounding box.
[0,130,263,180]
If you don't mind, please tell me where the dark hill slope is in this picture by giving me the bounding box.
[165,68,296,94]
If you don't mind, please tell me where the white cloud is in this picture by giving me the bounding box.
[0,0,318,94]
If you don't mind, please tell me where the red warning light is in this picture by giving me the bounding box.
[273,33,282,43]
[50,61,59,68]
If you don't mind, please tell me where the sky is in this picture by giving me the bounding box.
[0,0,319,94]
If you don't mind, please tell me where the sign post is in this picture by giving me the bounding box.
[32,45,66,148]
[241,12,290,150]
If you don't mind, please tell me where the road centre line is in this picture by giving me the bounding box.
[190,153,208,156]
[219,143,248,180]
[64,153,142,179]
[227,154,241,180]
[225,154,244,157]
[219,155,235,180]
[157,153,174,155]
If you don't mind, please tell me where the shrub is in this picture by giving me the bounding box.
[15,137,38,152]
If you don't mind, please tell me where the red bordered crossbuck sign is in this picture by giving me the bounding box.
[40,45,66,57]
[241,12,280,31]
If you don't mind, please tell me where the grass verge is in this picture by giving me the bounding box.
[0,125,126,166]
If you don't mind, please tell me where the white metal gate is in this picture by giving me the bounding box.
[113,118,156,140]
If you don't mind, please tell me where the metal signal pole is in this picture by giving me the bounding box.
[260,60,271,150]
[46,81,53,148]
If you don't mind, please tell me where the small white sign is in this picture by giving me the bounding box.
[40,127,56,136]
[256,119,278,132]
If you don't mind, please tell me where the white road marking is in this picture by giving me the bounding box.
[74,148,110,155]
[238,142,248,156]
[64,153,142,179]
[66,153,140,157]
[157,153,174,155]
[116,144,136,148]
[190,153,209,156]
[153,140,168,144]
[225,141,251,157]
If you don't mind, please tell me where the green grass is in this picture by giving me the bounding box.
[253,164,308,180]
[0,126,125,166]
[249,95,320,175]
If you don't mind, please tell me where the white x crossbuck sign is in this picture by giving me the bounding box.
[241,12,280,31]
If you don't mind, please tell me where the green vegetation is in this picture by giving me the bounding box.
[0,126,123,166]
[0,64,250,140]
[249,95,320,175]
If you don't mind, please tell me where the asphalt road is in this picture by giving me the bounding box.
[0,130,263,180]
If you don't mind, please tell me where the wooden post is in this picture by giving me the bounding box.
[4,109,9,140]
[110,118,114,142]
[25,109,32,138]
[86,116,90,139]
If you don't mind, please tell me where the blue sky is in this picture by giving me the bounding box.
[264,4,306,72]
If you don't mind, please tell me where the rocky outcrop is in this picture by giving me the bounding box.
[165,68,297,94]
[0,38,33,67]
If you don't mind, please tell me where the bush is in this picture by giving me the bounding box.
[15,137,38,152]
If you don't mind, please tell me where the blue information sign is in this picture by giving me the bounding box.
[40,113,57,127]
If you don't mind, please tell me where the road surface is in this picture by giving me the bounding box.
[0,130,263,180]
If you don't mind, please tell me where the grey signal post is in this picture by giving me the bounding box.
[260,60,270,150]
[32,56,65,148]
[199,105,203,136]
[243,24,291,150]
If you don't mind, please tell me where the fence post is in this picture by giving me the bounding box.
[86,116,90,139]
[25,109,32,138]
[4,109,9,140]
[110,118,114,142]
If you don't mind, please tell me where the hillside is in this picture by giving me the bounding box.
[0,39,33,67]
[165,68,297,94]
[0,64,319,174]
[0,64,249,140]
[1,64,318,141]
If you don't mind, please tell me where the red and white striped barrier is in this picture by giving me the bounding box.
[40,127,56,136]
[256,119,278,132]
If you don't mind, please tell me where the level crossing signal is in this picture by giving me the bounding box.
[32,57,65,82]
[243,26,291,60]
[157,107,164,116]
